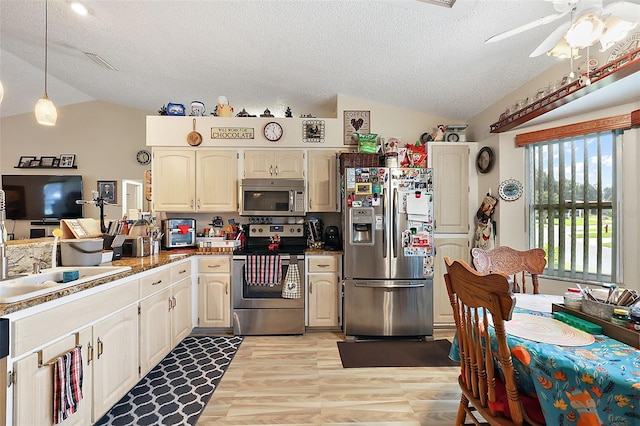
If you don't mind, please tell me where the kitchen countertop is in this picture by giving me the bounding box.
[0,248,342,316]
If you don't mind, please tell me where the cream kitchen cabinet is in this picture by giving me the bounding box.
[243,150,304,179]
[139,260,192,376]
[432,237,469,325]
[429,143,470,234]
[9,278,139,425]
[13,328,93,426]
[152,149,238,212]
[306,255,341,328]
[307,150,339,212]
[198,256,232,329]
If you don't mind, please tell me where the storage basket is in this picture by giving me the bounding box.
[339,152,381,173]
[581,298,615,322]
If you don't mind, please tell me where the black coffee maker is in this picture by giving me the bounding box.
[323,226,342,251]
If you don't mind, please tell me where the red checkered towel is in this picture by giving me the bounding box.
[245,255,282,286]
[53,346,84,424]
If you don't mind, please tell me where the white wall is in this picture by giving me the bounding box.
[1,101,153,239]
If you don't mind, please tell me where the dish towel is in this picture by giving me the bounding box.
[53,346,84,424]
[245,255,282,286]
[282,264,301,299]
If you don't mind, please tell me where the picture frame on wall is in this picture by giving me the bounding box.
[17,156,36,168]
[59,154,76,168]
[40,156,56,167]
[97,180,117,204]
[343,110,370,145]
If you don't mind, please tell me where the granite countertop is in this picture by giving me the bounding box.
[0,247,341,316]
[0,250,200,316]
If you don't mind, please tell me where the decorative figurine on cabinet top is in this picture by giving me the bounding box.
[285,107,293,118]
[217,96,234,117]
[260,108,274,117]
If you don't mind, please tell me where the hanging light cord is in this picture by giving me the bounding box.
[44,0,49,96]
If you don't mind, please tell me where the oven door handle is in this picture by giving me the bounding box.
[354,282,425,289]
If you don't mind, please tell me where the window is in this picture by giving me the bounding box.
[527,130,619,283]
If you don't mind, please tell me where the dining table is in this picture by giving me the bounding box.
[449,293,640,425]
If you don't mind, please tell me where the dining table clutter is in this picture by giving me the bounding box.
[445,257,640,426]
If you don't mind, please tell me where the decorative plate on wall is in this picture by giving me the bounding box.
[498,179,523,201]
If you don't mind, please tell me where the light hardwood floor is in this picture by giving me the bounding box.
[198,330,461,425]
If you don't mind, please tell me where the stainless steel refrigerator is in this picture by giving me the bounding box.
[342,167,435,339]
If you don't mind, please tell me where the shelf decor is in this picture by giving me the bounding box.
[302,120,325,143]
[17,156,36,168]
[59,154,76,168]
[344,110,370,145]
[40,156,56,167]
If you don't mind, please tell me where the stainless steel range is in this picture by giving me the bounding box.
[232,223,306,335]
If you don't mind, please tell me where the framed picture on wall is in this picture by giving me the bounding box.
[343,110,370,145]
[40,156,56,167]
[98,180,117,204]
[59,154,76,168]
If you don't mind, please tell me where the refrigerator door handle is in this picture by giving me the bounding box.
[392,187,398,258]
[382,187,387,258]
[354,283,426,289]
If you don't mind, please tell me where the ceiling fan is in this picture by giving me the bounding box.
[485,0,640,57]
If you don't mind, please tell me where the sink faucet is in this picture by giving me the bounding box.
[1,189,8,280]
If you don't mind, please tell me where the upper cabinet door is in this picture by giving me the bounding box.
[430,144,469,234]
[197,150,238,212]
[244,150,304,178]
[152,150,196,212]
[307,150,338,212]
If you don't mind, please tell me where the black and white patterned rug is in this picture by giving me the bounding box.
[95,335,243,425]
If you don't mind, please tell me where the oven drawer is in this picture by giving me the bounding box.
[199,256,230,273]
[140,268,172,298]
[308,256,338,273]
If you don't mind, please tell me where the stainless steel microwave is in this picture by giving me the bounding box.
[240,178,306,216]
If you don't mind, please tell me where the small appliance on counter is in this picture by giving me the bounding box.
[122,236,151,257]
[323,225,342,251]
[163,218,196,249]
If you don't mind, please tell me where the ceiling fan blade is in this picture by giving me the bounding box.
[603,1,640,18]
[529,21,572,57]
[485,11,569,43]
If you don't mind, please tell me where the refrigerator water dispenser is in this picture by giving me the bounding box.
[349,207,374,245]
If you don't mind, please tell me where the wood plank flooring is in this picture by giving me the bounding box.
[198,330,461,425]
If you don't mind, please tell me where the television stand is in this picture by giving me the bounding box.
[30,220,61,226]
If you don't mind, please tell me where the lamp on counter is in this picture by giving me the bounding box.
[35,0,57,126]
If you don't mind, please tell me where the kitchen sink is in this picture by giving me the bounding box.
[0,266,132,303]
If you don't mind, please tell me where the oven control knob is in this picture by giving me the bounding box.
[295,228,301,233]
[258,228,263,233]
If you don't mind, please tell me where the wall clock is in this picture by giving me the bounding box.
[263,121,283,142]
[136,149,151,165]
[498,179,523,201]
[476,146,494,174]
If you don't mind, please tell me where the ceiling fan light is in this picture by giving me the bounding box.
[35,94,57,126]
[547,38,581,59]
[565,12,604,49]
[599,16,638,51]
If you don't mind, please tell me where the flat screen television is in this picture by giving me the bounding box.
[1,175,84,221]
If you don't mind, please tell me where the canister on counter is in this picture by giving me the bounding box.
[563,288,582,310]
[611,308,629,326]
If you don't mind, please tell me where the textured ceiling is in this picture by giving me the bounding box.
[0,0,637,122]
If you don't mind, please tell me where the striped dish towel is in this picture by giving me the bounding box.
[53,346,84,424]
[245,255,282,286]
[282,264,301,299]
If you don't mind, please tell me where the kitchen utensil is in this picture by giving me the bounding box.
[187,118,202,146]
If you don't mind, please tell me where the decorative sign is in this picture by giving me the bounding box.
[607,31,640,62]
[302,120,325,143]
[210,127,254,140]
[343,110,370,145]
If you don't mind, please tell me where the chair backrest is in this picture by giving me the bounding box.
[444,257,524,424]
[471,246,547,294]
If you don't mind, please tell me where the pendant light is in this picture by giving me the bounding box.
[35,0,57,126]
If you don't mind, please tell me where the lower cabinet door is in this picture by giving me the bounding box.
[171,279,193,345]
[198,273,231,328]
[139,288,172,376]
[13,327,93,426]
[92,304,139,422]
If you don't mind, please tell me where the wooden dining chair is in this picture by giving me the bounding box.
[444,257,545,426]
[471,247,547,294]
